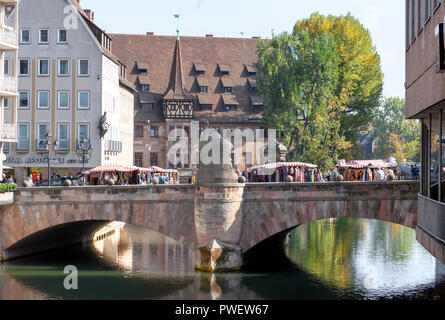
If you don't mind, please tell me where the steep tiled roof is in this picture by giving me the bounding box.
[164,39,196,101]
[110,33,264,124]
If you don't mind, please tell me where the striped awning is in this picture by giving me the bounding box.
[248,162,317,172]
[337,159,396,169]
[150,166,179,174]
[82,165,138,175]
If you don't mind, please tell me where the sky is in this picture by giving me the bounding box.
[82,0,406,99]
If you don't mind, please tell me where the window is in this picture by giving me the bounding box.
[3,59,9,76]
[224,87,233,93]
[3,143,10,153]
[77,91,90,109]
[58,59,69,76]
[78,124,89,140]
[134,153,143,167]
[39,29,49,44]
[37,123,49,150]
[20,29,30,44]
[425,0,432,22]
[38,59,49,76]
[78,59,89,76]
[3,98,10,109]
[58,29,67,43]
[150,126,159,137]
[199,86,208,93]
[248,71,256,76]
[138,68,148,74]
[141,84,149,92]
[196,70,205,76]
[57,123,69,152]
[19,59,29,76]
[17,124,29,152]
[418,0,424,33]
[135,125,144,137]
[150,153,158,166]
[37,91,50,109]
[251,86,257,94]
[18,91,29,109]
[58,91,69,109]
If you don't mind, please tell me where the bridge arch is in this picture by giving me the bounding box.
[238,182,419,252]
[0,185,197,260]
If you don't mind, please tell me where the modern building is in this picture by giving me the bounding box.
[405,0,445,262]
[5,0,135,183]
[111,33,266,180]
[0,1,18,178]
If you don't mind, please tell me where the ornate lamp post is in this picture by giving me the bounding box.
[76,137,93,185]
[38,132,58,186]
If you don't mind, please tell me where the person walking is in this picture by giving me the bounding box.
[411,164,420,181]
[376,168,385,181]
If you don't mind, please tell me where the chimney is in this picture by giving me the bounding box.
[206,34,213,38]
[84,9,94,21]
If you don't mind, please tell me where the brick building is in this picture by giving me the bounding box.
[111,33,266,180]
[405,0,445,262]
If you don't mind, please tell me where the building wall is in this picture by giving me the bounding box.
[133,120,265,174]
[5,0,131,182]
[406,0,445,118]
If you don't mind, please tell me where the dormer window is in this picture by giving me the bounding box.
[245,64,257,77]
[141,84,150,92]
[248,78,257,94]
[136,61,149,74]
[221,94,238,110]
[194,63,206,76]
[218,64,230,76]
[221,77,234,93]
[196,77,209,93]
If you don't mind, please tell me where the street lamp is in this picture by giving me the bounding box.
[38,132,58,186]
[76,137,93,184]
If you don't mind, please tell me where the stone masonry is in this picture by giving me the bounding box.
[0,180,419,271]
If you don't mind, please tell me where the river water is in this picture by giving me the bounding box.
[1,218,445,300]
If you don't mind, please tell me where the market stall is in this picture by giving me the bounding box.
[335,159,398,182]
[246,162,318,183]
[150,166,180,184]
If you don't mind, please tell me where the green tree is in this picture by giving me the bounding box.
[257,30,351,170]
[372,97,421,162]
[294,13,384,159]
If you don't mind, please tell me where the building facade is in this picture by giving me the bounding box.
[405,0,445,262]
[111,33,266,181]
[0,0,18,178]
[6,0,134,183]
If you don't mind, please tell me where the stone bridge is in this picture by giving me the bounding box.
[0,181,419,271]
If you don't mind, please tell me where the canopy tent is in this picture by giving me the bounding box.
[82,165,138,175]
[336,159,397,169]
[246,162,319,183]
[248,162,318,172]
[150,166,179,174]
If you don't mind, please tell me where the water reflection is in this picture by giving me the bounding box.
[1,218,445,300]
[288,218,445,299]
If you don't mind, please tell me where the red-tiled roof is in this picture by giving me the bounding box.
[110,33,263,123]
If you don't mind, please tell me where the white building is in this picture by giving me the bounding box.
[0,0,18,178]
[5,0,134,183]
